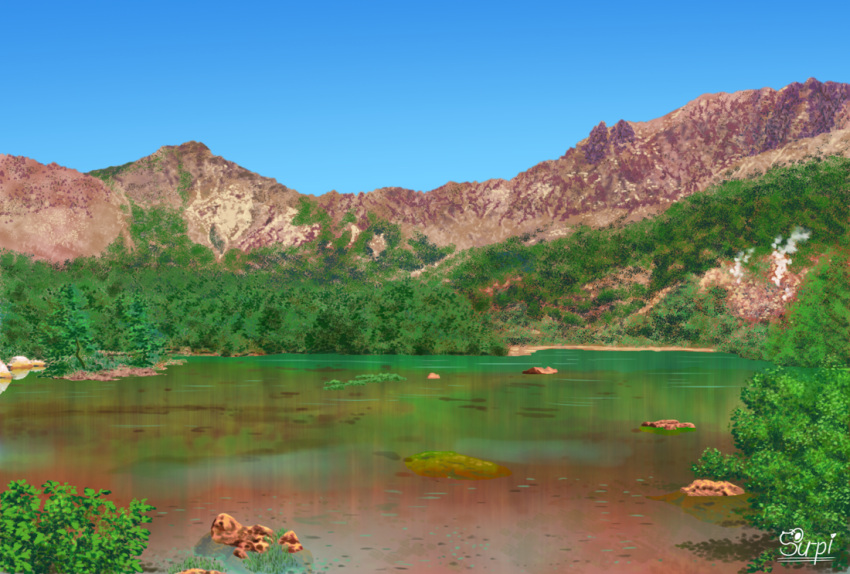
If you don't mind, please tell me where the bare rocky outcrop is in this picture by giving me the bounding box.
[681,479,745,496]
[3,78,850,264]
[0,154,127,263]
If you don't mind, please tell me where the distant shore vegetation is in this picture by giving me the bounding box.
[0,155,848,375]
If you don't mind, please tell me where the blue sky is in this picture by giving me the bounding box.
[3,1,848,196]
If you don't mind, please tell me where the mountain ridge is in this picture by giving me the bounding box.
[2,77,850,264]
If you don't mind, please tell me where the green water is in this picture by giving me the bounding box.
[0,350,786,573]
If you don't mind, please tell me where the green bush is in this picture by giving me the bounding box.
[692,362,850,571]
[0,479,156,574]
[762,249,850,368]
[595,288,618,305]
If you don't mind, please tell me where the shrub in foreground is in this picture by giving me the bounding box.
[691,360,850,571]
[0,479,156,574]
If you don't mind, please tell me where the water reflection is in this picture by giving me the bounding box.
[0,350,778,573]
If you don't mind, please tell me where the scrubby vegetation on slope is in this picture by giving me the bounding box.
[0,156,848,375]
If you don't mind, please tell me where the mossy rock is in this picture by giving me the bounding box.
[404,451,511,480]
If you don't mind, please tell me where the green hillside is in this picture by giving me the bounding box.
[1,155,849,375]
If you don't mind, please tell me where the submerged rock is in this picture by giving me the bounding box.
[681,479,745,496]
[522,366,558,375]
[641,419,696,430]
[404,451,512,480]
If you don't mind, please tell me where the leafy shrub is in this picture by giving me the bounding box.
[560,311,584,326]
[692,363,850,571]
[595,288,618,305]
[762,249,850,368]
[623,314,651,337]
[0,479,156,574]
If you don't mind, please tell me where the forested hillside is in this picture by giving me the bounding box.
[1,155,848,376]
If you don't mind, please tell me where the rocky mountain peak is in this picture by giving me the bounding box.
[3,78,850,264]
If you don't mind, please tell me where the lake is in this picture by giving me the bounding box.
[0,349,795,573]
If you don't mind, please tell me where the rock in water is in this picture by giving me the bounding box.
[404,451,512,479]
[641,419,696,430]
[681,480,745,496]
[211,513,274,558]
[522,366,558,375]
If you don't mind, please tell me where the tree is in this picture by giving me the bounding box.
[762,249,850,368]
[42,284,97,371]
[122,294,166,367]
[692,361,850,571]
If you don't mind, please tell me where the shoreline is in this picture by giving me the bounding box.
[507,344,718,356]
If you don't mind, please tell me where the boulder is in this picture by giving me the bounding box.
[427,372,440,379]
[278,530,303,553]
[522,366,558,375]
[177,570,225,574]
[194,528,313,574]
[0,361,10,380]
[641,419,696,430]
[211,513,274,559]
[681,479,744,496]
[209,512,306,560]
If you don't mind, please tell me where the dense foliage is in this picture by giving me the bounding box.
[0,155,848,374]
[0,479,155,574]
[691,361,850,571]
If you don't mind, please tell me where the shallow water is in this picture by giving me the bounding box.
[0,350,804,573]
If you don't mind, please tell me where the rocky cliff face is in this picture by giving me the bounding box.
[2,77,850,264]
[0,155,127,262]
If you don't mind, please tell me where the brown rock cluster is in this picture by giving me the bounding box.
[681,479,745,496]
[522,366,558,375]
[641,419,695,430]
[210,512,303,559]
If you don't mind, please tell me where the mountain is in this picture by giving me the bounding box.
[2,77,850,264]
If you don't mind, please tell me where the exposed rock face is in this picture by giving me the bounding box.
[522,366,558,375]
[681,480,745,496]
[0,154,127,262]
[641,419,696,430]
[3,78,850,263]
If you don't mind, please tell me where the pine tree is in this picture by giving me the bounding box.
[123,294,166,367]
[42,284,97,370]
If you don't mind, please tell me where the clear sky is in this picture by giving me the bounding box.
[3,1,848,196]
